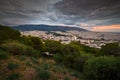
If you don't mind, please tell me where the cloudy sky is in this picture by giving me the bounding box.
[0,0,120,32]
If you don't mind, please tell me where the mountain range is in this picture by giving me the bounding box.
[13,25,88,32]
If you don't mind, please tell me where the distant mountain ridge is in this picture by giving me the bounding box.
[12,24,88,31]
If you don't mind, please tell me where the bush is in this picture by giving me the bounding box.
[71,71,80,78]
[54,43,81,64]
[7,62,19,70]
[84,56,120,80]
[19,55,26,61]
[31,57,39,64]
[26,61,32,67]
[70,41,100,55]
[7,73,21,80]
[100,43,120,56]
[0,25,20,44]
[0,50,9,60]
[54,50,95,72]
[73,53,95,72]
[64,76,71,80]
[43,63,50,70]
[44,40,63,54]
[1,40,40,57]
[37,70,51,80]
[21,36,45,51]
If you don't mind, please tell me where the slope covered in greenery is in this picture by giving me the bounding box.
[0,25,20,43]
[0,25,120,80]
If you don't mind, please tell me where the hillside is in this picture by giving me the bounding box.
[0,25,120,80]
[0,51,81,80]
[12,25,88,31]
[0,25,20,43]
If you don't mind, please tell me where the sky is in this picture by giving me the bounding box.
[0,0,120,32]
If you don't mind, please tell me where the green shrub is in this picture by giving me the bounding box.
[19,55,26,61]
[54,53,63,63]
[26,61,32,67]
[44,40,63,53]
[7,73,21,80]
[7,62,19,70]
[1,40,40,57]
[0,25,20,44]
[71,71,80,78]
[73,53,95,72]
[31,57,39,64]
[1,40,26,55]
[37,70,51,80]
[100,43,120,56]
[43,63,50,70]
[21,36,45,51]
[54,52,95,72]
[0,50,9,60]
[70,41,100,55]
[84,56,120,80]
[64,76,71,80]
[54,43,82,67]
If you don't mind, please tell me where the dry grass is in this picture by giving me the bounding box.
[0,55,81,80]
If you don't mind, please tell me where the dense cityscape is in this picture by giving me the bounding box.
[22,30,120,48]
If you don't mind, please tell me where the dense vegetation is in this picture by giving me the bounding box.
[0,25,20,44]
[0,25,120,80]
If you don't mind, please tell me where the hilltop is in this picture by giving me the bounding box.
[13,24,88,31]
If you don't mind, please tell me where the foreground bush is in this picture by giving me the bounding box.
[84,56,120,80]
[7,62,19,70]
[1,41,40,57]
[37,70,51,80]
[54,43,95,72]
[72,53,95,72]
[54,52,95,72]
[7,73,21,80]
[0,50,9,60]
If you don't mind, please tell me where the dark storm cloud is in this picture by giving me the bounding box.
[55,0,120,26]
[55,0,120,16]
[30,10,45,14]
[0,0,120,31]
[0,0,62,25]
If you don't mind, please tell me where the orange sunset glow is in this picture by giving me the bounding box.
[92,24,120,32]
